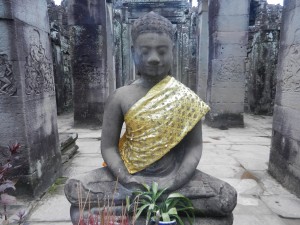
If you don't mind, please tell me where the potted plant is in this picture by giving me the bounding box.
[132,182,195,225]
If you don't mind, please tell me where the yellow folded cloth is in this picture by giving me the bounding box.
[119,76,210,174]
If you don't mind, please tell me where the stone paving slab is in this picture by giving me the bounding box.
[234,196,274,215]
[28,194,71,222]
[197,164,245,179]
[261,196,300,219]
[233,214,287,225]
[76,139,101,154]
[70,153,102,167]
[223,179,263,196]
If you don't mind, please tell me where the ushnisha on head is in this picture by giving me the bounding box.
[131,11,175,43]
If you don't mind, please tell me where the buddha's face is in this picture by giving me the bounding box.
[132,32,173,78]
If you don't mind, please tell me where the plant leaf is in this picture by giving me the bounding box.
[167,207,177,215]
[152,182,158,197]
[173,215,184,225]
[142,183,150,192]
[161,212,170,222]
[134,203,150,221]
[167,193,186,199]
[154,187,167,202]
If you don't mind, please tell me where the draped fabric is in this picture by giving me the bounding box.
[119,76,210,174]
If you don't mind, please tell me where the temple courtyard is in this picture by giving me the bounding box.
[17,113,299,225]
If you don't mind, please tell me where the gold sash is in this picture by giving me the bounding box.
[119,76,210,174]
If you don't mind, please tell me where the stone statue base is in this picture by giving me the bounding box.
[66,168,236,225]
[70,205,233,225]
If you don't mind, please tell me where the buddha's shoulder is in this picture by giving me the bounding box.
[107,84,140,102]
[114,84,139,96]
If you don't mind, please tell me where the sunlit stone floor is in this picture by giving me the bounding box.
[19,113,300,225]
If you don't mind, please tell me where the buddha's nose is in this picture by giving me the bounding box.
[147,52,160,65]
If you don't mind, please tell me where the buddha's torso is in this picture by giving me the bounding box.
[119,81,183,176]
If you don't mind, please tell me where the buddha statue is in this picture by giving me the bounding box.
[65,12,237,224]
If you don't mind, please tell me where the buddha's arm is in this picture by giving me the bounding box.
[158,121,203,191]
[101,92,142,189]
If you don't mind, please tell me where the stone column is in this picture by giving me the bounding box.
[196,0,209,100]
[206,0,250,128]
[269,0,300,197]
[50,22,65,114]
[67,0,110,125]
[0,0,61,196]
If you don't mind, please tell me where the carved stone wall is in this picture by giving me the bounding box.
[245,0,282,115]
[206,0,250,128]
[0,0,61,196]
[48,0,73,114]
[67,0,113,125]
[269,0,300,197]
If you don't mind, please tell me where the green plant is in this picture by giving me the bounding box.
[0,142,27,224]
[133,182,195,225]
[133,182,165,224]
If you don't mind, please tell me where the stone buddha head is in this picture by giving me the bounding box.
[131,12,175,78]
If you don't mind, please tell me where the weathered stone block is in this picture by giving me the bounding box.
[207,0,249,128]
[269,131,300,197]
[207,102,244,114]
[209,0,250,18]
[282,0,300,13]
[211,15,249,32]
[210,58,246,83]
[275,44,300,96]
[272,105,300,141]
[209,86,245,103]
[279,4,300,46]
[68,0,110,125]
[0,0,61,196]
[210,43,247,59]
[0,0,12,19]
[269,0,300,198]
[275,91,300,111]
[11,0,50,32]
[67,0,106,25]
[212,31,248,45]
[198,0,208,14]
[205,111,244,128]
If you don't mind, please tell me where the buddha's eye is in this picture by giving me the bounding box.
[140,47,149,55]
[157,47,168,55]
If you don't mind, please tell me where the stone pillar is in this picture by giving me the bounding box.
[50,22,65,114]
[206,0,250,128]
[196,0,209,100]
[68,0,110,125]
[269,0,300,197]
[246,2,282,115]
[0,0,61,196]
[187,12,197,92]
